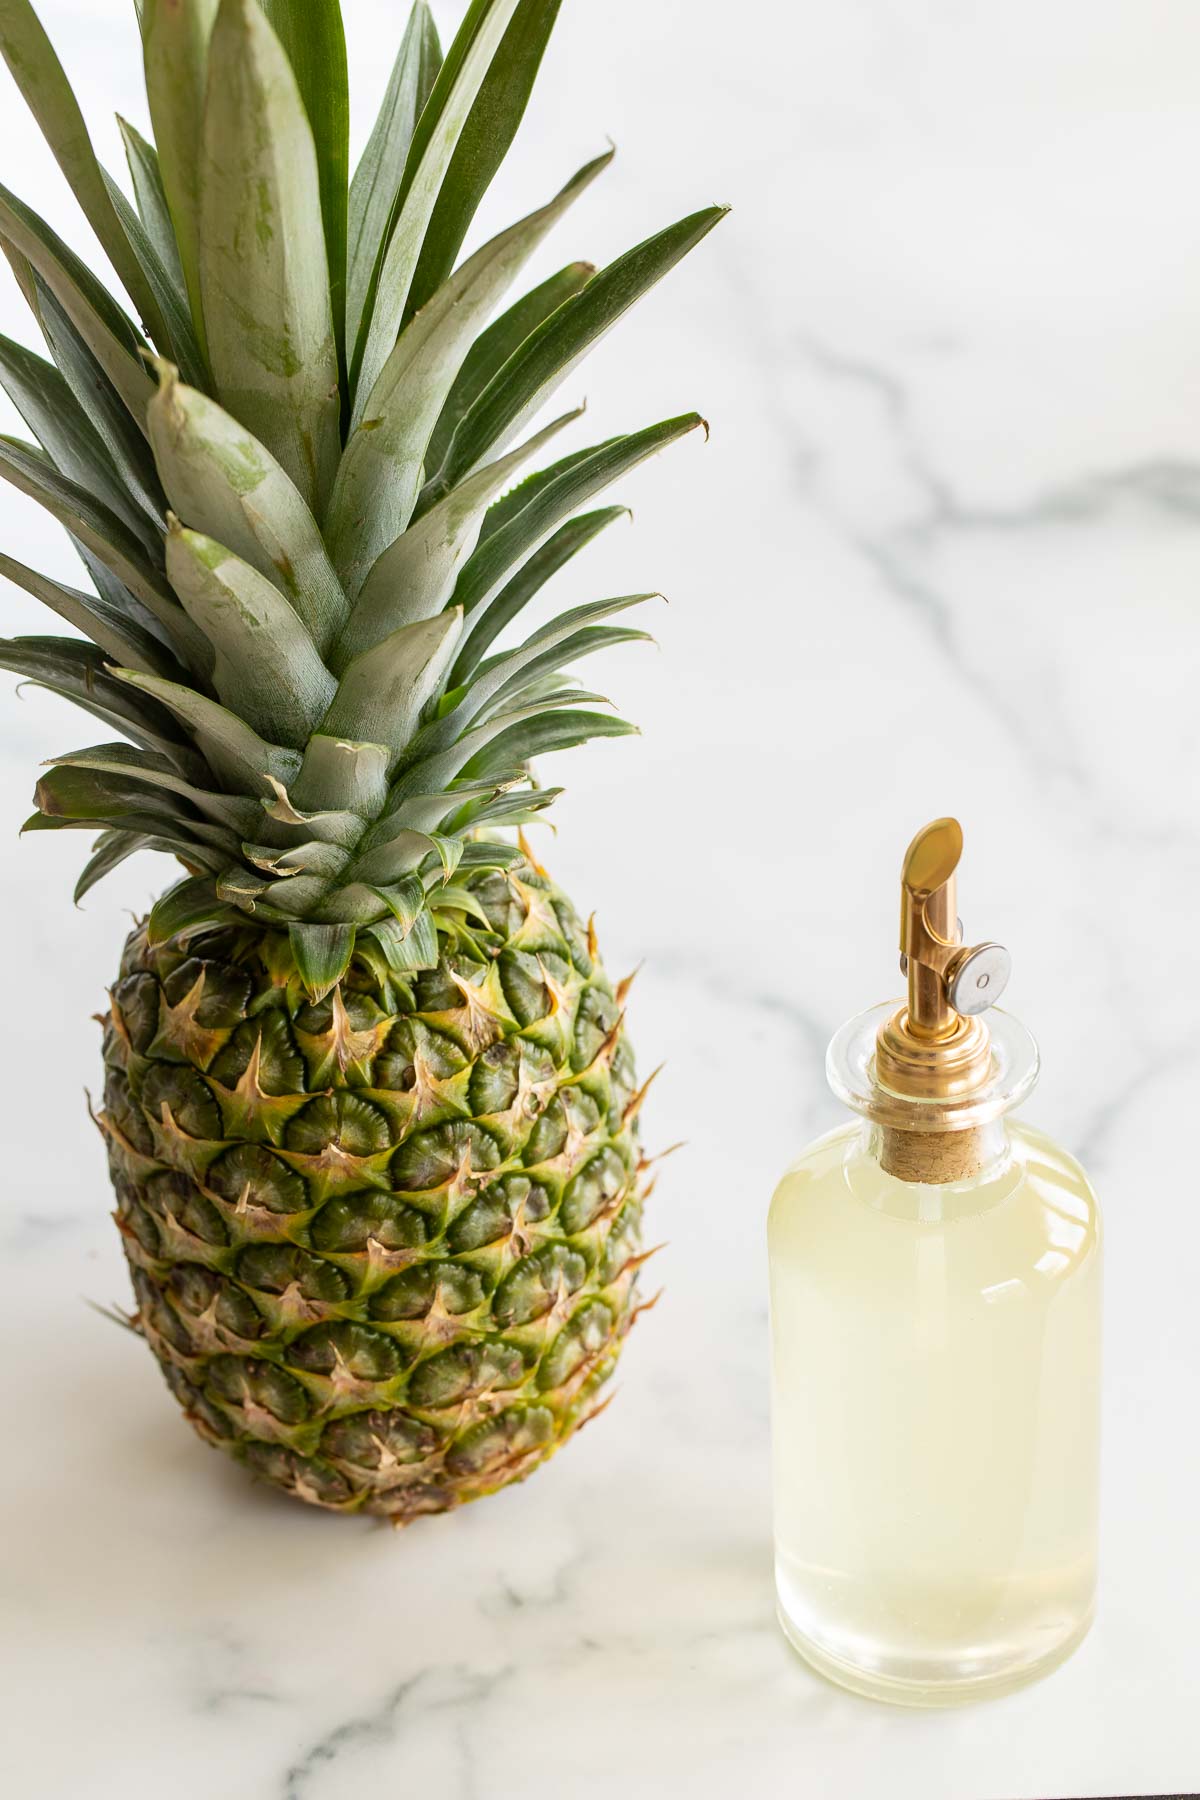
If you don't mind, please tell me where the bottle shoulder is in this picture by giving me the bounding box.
[1010,1121,1100,1209]
[768,1118,1101,1289]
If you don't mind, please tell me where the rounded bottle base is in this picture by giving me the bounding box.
[776,1587,1095,1707]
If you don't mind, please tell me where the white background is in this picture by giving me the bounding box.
[2,2,1199,1795]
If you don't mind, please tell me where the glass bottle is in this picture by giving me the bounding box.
[769,819,1102,1705]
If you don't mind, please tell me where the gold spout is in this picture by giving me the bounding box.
[875,817,1012,1130]
[901,816,961,1040]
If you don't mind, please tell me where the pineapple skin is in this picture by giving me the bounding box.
[101,861,648,1521]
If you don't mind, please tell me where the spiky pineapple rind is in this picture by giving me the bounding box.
[100,860,649,1521]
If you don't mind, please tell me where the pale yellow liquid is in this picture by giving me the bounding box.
[768,1120,1102,1705]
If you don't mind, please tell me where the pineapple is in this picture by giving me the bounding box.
[0,0,722,1520]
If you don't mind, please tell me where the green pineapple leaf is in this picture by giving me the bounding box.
[99,170,207,388]
[33,761,241,851]
[1,0,723,986]
[139,0,218,356]
[365,908,437,974]
[0,436,207,667]
[447,505,626,680]
[450,414,707,674]
[0,0,172,349]
[425,882,489,927]
[0,181,155,423]
[108,666,300,794]
[287,920,355,999]
[327,151,610,601]
[385,697,563,801]
[341,830,439,888]
[256,0,350,386]
[198,0,340,516]
[242,837,350,879]
[73,827,154,903]
[0,634,190,758]
[0,331,160,551]
[30,279,165,524]
[349,0,523,420]
[366,777,500,840]
[0,550,181,677]
[147,873,237,943]
[48,743,263,833]
[334,406,580,667]
[289,733,390,817]
[116,117,185,297]
[459,706,636,780]
[402,0,562,329]
[346,1,441,356]
[165,521,336,744]
[410,591,654,760]
[320,609,464,764]
[369,871,424,928]
[433,207,728,493]
[442,783,561,833]
[423,261,594,481]
[24,808,230,866]
[482,624,654,713]
[147,364,347,656]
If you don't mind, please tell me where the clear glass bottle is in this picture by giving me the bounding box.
[769,820,1102,1706]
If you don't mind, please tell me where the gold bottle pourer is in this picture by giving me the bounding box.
[874,818,1012,1105]
[826,817,1036,1180]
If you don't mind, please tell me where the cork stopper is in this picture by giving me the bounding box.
[878,1125,987,1184]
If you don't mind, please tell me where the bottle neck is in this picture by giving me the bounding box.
[826,1002,1040,1174]
[875,1116,1009,1185]
[867,1116,1012,1188]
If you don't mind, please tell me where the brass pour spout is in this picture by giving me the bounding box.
[902,819,961,1041]
[875,818,1011,1108]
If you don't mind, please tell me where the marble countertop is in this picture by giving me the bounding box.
[2,2,1199,1795]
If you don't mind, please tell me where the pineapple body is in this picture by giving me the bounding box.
[103,862,645,1520]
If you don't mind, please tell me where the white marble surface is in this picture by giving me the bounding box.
[2,2,1200,1795]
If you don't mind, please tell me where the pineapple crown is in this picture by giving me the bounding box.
[0,0,724,997]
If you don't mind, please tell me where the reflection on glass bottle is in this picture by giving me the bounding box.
[769,820,1102,1705]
